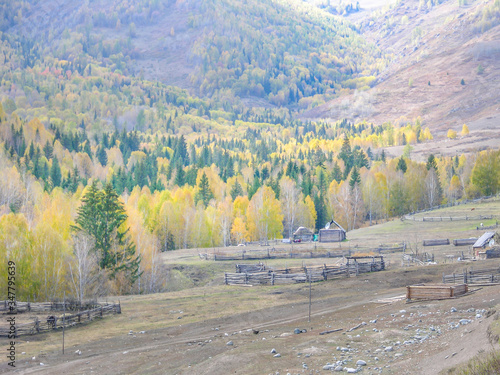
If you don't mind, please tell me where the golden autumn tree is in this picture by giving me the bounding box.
[246,186,283,243]
[0,214,36,300]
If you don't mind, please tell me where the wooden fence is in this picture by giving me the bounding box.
[406,284,468,300]
[442,267,500,284]
[423,239,450,246]
[225,258,385,285]
[402,252,435,266]
[0,300,102,313]
[453,238,477,246]
[0,301,121,337]
[202,244,404,261]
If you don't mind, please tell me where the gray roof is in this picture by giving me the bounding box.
[473,232,495,248]
[293,226,313,236]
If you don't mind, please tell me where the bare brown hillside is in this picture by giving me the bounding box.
[303,0,500,147]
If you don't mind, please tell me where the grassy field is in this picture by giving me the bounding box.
[1,197,499,374]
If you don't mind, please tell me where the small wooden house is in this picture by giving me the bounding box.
[293,227,314,242]
[473,232,496,257]
[319,219,346,243]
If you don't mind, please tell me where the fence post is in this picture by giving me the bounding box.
[271,273,275,286]
[245,273,248,285]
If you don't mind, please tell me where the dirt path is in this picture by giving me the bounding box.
[6,283,500,374]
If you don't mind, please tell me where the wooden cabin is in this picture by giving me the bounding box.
[293,226,314,242]
[473,232,496,257]
[318,219,346,243]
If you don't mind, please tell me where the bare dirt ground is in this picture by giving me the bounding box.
[1,200,499,375]
[2,265,499,375]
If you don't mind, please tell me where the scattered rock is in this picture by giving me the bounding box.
[451,307,457,313]
[75,350,81,355]
[226,341,233,346]
[384,347,393,352]
[274,353,281,358]
[345,368,358,373]
[356,360,367,366]
[271,348,277,354]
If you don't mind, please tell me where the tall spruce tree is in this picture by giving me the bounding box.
[195,172,214,207]
[349,166,361,189]
[230,179,244,200]
[73,181,141,282]
[50,157,62,187]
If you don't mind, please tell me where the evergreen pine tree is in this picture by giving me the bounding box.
[73,181,141,282]
[332,162,342,183]
[349,166,361,189]
[396,157,407,173]
[195,172,214,207]
[230,179,244,200]
[50,157,62,187]
[97,145,108,166]
[174,163,185,186]
[43,140,53,159]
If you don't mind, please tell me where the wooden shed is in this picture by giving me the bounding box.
[473,232,496,256]
[319,219,346,243]
[293,227,314,242]
[406,284,468,300]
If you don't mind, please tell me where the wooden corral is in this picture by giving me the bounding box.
[0,301,121,337]
[442,266,500,284]
[406,284,468,300]
[235,263,266,273]
[423,239,450,246]
[345,256,385,273]
[225,256,385,285]
[201,243,405,261]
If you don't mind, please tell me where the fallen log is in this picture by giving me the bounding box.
[319,328,343,335]
[347,322,366,332]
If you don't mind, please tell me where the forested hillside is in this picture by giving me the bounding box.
[0,0,499,300]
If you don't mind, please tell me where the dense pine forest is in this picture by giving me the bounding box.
[0,0,499,300]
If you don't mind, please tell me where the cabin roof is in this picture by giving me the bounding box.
[473,232,495,248]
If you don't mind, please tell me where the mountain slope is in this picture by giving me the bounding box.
[302,0,500,145]
[3,0,386,108]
